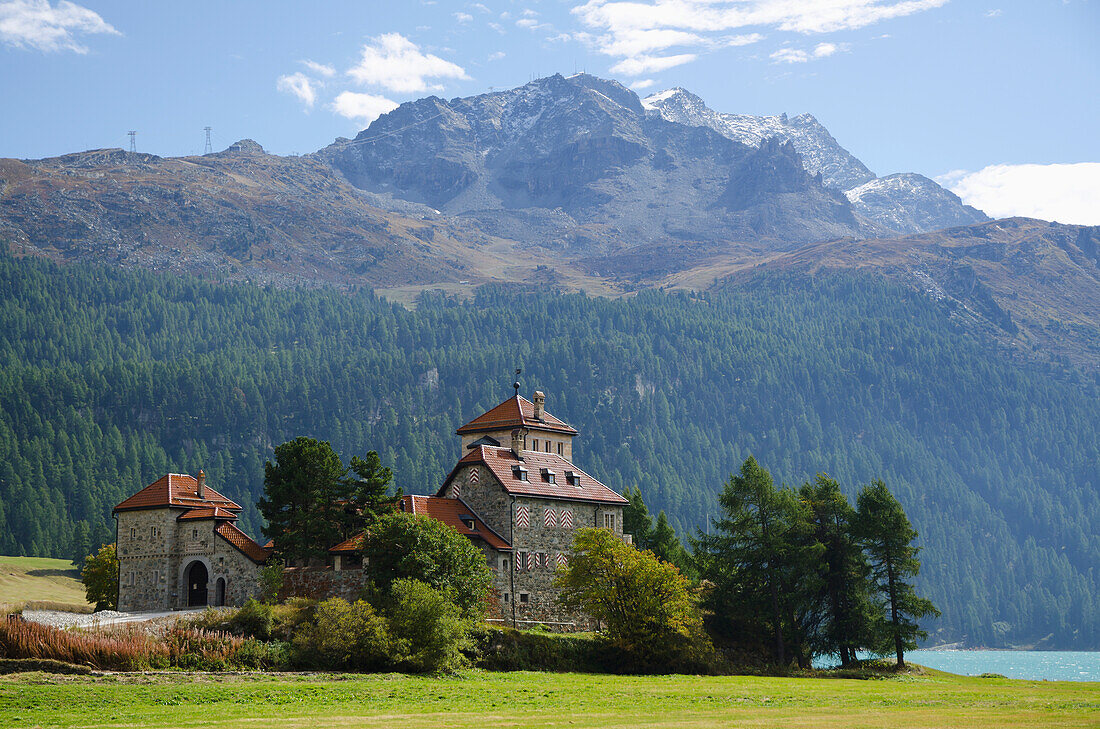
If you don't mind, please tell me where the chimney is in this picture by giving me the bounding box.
[533,390,545,421]
[511,428,526,460]
[197,469,206,499]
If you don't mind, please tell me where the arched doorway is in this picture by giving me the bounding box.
[215,578,226,607]
[186,561,209,607]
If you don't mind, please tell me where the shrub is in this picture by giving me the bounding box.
[228,599,274,640]
[557,528,717,674]
[469,626,618,673]
[382,579,470,673]
[361,513,493,619]
[258,560,285,604]
[81,544,118,611]
[292,598,391,670]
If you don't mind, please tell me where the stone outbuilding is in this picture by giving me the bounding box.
[113,472,270,612]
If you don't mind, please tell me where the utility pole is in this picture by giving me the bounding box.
[127,131,136,153]
[203,126,213,155]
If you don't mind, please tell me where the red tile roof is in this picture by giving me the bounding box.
[329,495,512,553]
[215,522,271,563]
[113,473,242,513]
[177,507,238,521]
[442,446,629,505]
[402,495,512,551]
[329,532,364,554]
[456,395,578,436]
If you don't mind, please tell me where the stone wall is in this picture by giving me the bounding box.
[280,566,368,602]
[117,508,261,612]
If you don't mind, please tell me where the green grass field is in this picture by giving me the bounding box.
[0,556,90,611]
[1,669,1096,729]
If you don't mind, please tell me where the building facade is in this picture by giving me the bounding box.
[113,472,270,612]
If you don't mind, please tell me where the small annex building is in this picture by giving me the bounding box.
[113,389,628,627]
[113,472,271,612]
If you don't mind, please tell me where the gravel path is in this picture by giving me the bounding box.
[21,608,206,629]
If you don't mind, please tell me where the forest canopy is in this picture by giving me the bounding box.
[0,250,1096,648]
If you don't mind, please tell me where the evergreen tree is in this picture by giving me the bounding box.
[258,437,348,562]
[622,485,655,551]
[695,457,799,666]
[345,450,401,535]
[799,474,874,666]
[70,519,92,569]
[855,479,941,668]
[652,510,694,578]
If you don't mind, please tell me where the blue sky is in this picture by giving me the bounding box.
[2,0,1098,223]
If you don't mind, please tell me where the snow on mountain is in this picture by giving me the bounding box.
[643,88,875,191]
[845,173,988,235]
[644,87,990,234]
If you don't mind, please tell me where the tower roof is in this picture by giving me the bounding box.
[113,473,242,513]
[441,445,628,505]
[456,395,578,436]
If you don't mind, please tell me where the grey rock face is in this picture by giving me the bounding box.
[643,87,875,190]
[317,74,868,250]
[643,86,990,235]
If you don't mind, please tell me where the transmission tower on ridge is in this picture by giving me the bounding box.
[127,131,136,153]
[203,126,212,155]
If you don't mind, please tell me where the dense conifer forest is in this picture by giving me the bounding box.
[0,250,1097,648]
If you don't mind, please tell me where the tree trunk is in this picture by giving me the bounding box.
[769,575,786,666]
[886,557,905,669]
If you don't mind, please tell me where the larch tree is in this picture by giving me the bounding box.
[855,479,940,668]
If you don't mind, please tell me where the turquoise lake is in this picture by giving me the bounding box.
[904,650,1100,681]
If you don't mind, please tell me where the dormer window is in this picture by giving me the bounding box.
[540,468,556,484]
[460,516,477,531]
[565,470,581,487]
[512,465,529,481]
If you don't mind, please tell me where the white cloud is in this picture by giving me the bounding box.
[630,78,656,89]
[330,91,400,126]
[277,72,318,108]
[488,50,505,60]
[572,0,946,74]
[771,41,848,63]
[347,32,469,93]
[300,59,335,77]
[454,11,473,22]
[472,3,491,12]
[985,8,1002,18]
[0,0,119,53]
[610,52,697,75]
[938,163,1100,226]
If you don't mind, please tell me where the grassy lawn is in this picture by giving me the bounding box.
[1,668,1096,729]
[0,556,89,610]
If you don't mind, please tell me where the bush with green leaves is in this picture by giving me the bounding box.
[80,543,118,611]
[292,597,391,671]
[227,598,274,641]
[382,578,471,673]
[361,512,493,619]
[556,527,715,673]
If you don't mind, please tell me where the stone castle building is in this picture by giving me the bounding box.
[114,389,627,626]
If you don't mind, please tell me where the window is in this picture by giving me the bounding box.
[557,442,563,455]
[461,517,476,531]
[503,592,510,603]
[540,468,555,484]
[538,552,549,568]
[126,571,135,586]
[532,438,539,451]
[129,527,136,540]
[512,465,529,481]
[519,593,529,604]
[149,526,159,539]
[516,551,527,571]
[545,441,550,453]
[603,512,615,531]
[565,470,581,487]
[559,509,574,528]
[502,558,510,572]
[192,528,199,540]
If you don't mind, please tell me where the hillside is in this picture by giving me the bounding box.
[0,251,1096,648]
